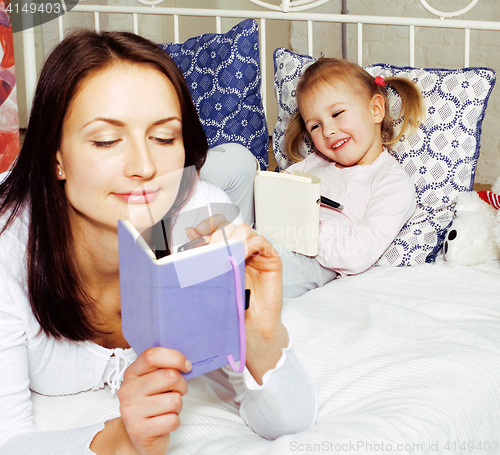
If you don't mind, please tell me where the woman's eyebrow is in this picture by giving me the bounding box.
[81,116,181,130]
[152,117,182,126]
[81,117,124,130]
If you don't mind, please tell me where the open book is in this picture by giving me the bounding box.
[118,220,246,379]
[254,170,320,256]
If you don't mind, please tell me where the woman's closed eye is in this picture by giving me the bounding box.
[91,137,176,147]
[92,139,121,148]
[151,136,175,146]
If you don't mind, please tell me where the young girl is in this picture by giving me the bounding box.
[0,30,316,454]
[279,58,423,297]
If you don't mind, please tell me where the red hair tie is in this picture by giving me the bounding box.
[374,75,385,87]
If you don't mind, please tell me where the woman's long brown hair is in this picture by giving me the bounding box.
[0,30,208,340]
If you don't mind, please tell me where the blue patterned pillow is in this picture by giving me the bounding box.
[273,49,315,171]
[273,48,496,266]
[160,19,268,169]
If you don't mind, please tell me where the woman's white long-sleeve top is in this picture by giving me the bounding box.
[0,180,317,454]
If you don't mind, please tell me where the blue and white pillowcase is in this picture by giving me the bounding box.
[161,19,269,169]
[273,48,496,266]
[273,48,315,171]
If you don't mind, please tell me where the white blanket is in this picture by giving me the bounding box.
[170,259,500,454]
[32,259,500,454]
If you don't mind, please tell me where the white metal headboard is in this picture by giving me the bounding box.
[19,0,500,118]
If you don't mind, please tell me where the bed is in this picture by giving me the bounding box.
[19,1,500,453]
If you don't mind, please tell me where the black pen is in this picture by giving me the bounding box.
[320,196,343,211]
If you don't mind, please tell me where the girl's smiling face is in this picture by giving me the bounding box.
[56,63,186,235]
[299,80,385,167]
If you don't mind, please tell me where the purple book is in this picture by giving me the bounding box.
[118,220,246,379]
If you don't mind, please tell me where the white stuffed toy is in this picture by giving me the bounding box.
[442,177,500,266]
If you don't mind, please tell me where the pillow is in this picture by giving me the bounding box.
[273,48,496,266]
[273,49,315,171]
[160,19,268,169]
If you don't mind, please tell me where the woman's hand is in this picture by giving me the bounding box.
[91,348,191,455]
[184,213,231,245]
[119,348,191,454]
[232,224,288,384]
[186,216,288,385]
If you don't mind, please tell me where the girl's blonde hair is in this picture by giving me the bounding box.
[284,58,424,162]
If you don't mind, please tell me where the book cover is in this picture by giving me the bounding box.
[118,220,246,379]
[254,170,320,256]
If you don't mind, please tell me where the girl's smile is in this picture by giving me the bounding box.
[331,137,350,149]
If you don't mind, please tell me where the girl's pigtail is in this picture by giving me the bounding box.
[382,77,424,146]
[284,111,308,162]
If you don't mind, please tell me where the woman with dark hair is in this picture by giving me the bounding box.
[0,30,316,454]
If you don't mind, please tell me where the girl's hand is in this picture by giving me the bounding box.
[90,348,191,455]
[186,216,288,384]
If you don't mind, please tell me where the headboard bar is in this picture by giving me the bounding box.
[465,28,471,67]
[307,20,313,56]
[65,5,500,30]
[94,11,100,33]
[409,25,415,66]
[20,4,500,122]
[133,13,139,35]
[357,22,362,66]
[173,14,179,43]
[419,0,479,19]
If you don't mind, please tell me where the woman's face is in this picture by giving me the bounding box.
[56,63,186,236]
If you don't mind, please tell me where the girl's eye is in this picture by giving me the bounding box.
[92,139,120,148]
[310,124,319,132]
[153,137,175,145]
[332,110,344,118]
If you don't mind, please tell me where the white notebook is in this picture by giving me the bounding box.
[254,170,320,256]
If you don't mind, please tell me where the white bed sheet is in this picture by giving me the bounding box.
[169,258,500,454]
[31,259,500,454]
